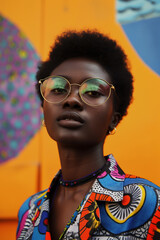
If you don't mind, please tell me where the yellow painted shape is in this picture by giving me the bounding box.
[0,132,40,219]
[0,0,42,56]
[0,1,160,239]
[0,220,18,240]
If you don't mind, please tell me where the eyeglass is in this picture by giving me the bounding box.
[39,76,115,107]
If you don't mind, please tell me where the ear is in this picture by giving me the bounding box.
[107,112,121,134]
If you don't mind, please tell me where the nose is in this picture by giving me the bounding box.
[62,84,83,110]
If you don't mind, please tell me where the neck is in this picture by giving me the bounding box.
[57,142,106,181]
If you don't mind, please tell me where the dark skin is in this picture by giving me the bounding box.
[43,58,120,240]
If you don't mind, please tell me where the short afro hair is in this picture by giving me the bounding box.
[36,30,133,123]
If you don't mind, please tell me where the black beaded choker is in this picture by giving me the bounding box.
[59,163,107,187]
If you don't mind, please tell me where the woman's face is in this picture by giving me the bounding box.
[43,58,116,148]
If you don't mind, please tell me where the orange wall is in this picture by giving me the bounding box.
[0,1,160,239]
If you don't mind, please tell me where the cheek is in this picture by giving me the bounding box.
[43,104,57,138]
[98,101,113,127]
[43,104,50,126]
[88,105,113,140]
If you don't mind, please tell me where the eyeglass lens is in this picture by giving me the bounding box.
[40,76,111,106]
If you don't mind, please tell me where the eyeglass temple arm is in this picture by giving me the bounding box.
[111,85,115,90]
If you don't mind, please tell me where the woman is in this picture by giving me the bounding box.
[17,31,160,240]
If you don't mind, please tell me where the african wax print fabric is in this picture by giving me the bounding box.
[16,154,160,240]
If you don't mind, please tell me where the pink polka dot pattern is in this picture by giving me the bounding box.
[0,14,42,163]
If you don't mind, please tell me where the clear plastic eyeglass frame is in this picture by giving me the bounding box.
[38,75,115,107]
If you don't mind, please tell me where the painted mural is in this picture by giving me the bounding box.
[0,14,41,163]
[116,0,160,76]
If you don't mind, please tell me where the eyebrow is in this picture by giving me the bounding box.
[55,74,72,81]
[52,75,102,82]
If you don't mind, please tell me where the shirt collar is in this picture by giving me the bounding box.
[91,154,125,202]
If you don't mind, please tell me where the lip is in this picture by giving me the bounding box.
[57,112,85,128]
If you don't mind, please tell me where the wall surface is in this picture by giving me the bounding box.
[0,1,160,239]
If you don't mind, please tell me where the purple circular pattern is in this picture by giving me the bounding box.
[0,14,42,163]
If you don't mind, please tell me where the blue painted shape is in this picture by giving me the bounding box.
[122,17,160,76]
[98,174,123,191]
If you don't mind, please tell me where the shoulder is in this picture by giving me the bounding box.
[16,189,48,239]
[18,189,48,219]
[124,174,160,208]
[97,174,160,238]
[124,173,160,192]
[123,174,160,238]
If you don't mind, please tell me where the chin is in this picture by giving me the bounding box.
[47,127,105,148]
[57,135,87,148]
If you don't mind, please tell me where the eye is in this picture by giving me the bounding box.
[51,88,67,94]
[85,90,103,98]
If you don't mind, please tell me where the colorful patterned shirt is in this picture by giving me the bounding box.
[16,154,160,240]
